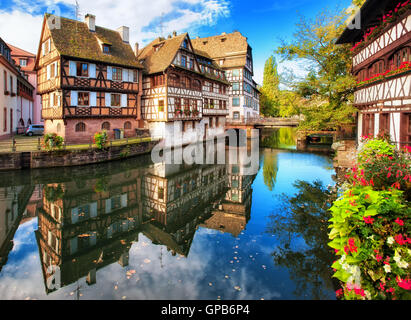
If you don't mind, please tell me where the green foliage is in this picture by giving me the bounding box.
[329,136,411,300]
[43,133,64,151]
[276,7,358,130]
[262,149,279,191]
[260,56,281,117]
[93,130,109,150]
[44,184,64,202]
[329,186,411,300]
[358,137,396,165]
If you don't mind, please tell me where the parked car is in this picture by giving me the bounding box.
[25,124,44,136]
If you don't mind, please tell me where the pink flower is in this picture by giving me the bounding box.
[336,289,344,297]
[395,218,405,226]
[395,234,407,245]
[364,216,374,224]
[396,277,411,290]
[376,254,383,262]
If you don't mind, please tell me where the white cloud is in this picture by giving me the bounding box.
[0,0,230,54]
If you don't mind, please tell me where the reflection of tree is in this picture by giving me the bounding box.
[267,180,338,299]
[261,128,296,149]
[263,150,279,191]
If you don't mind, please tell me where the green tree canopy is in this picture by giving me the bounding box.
[276,7,358,131]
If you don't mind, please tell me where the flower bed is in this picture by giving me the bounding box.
[329,136,411,300]
[351,1,410,54]
[356,62,411,88]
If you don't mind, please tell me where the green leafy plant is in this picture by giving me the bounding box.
[329,136,411,300]
[93,130,109,150]
[43,133,64,151]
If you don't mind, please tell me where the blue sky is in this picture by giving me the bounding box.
[0,0,353,84]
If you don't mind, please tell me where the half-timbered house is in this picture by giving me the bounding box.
[337,0,411,148]
[138,32,230,143]
[192,32,261,121]
[35,14,144,144]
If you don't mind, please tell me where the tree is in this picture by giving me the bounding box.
[260,56,281,117]
[276,7,358,131]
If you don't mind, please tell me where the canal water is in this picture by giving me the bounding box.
[0,128,338,300]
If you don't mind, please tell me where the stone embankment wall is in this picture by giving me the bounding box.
[0,140,157,171]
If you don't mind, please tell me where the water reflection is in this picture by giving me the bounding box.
[267,180,338,299]
[261,127,297,150]
[0,133,337,300]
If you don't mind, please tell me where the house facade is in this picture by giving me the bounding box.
[35,14,144,144]
[8,43,42,125]
[138,32,230,143]
[0,38,34,139]
[192,32,261,121]
[337,0,411,148]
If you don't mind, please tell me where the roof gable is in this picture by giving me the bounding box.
[138,33,187,74]
[39,14,143,69]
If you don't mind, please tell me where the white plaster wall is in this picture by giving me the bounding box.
[390,113,401,147]
[374,113,380,137]
[0,64,18,138]
[357,113,363,145]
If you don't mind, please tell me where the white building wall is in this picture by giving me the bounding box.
[0,63,18,139]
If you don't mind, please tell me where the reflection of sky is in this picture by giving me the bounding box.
[0,151,335,300]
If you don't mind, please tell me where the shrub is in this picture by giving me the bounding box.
[43,133,64,151]
[329,136,411,300]
[329,186,411,300]
[93,130,109,150]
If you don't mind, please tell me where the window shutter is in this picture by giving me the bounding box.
[54,62,58,78]
[89,232,97,246]
[69,61,76,76]
[90,202,98,218]
[90,92,97,106]
[121,194,127,207]
[123,69,129,82]
[46,65,50,80]
[105,93,111,107]
[121,94,127,107]
[107,66,112,80]
[105,199,111,214]
[71,208,79,224]
[71,91,78,106]
[70,238,78,255]
[89,64,96,78]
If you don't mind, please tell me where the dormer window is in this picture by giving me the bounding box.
[19,59,27,67]
[183,39,188,49]
[102,44,110,54]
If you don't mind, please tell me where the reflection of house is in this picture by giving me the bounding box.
[141,163,228,256]
[35,169,143,293]
[200,163,256,237]
[0,184,34,271]
[337,1,411,147]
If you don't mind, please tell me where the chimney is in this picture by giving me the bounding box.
[117,26,129,43]
[85,14,96,32]
[172,31,177,38]
[134,42,139,57]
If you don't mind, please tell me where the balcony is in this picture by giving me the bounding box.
[354,73,411,106]
[42,106,63,120]
[64,106,138,118]
[202,108,229,116]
